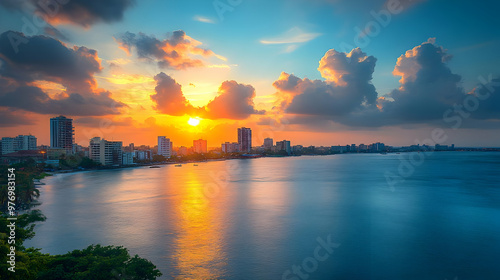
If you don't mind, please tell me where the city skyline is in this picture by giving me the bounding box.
[1,1,500,147]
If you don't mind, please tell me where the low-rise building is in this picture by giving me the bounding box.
[222,142,240,153]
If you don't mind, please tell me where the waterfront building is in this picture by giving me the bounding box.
[90,137,123,166]
[122,152,134,165]
[222,142,241,153]
[331,145,347,153]
[276,140,291,155]
[158,136,172,158]
[371,142,386,152]
[1,135,37,155]
[134,150,152,161]
[50,116,74,154]
[292,145,303,153]
[263,138,273,150]
[193,139,208,154]
[178,146,188,156]
[238,127,252,153]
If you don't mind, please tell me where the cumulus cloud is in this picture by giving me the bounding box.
[149,73,263,119]
[0,0,134,28]
[379,38,464,122]
[274,48,378,117]
[0,31,125,116]
[466,77,500,120]
[204,81,265,119]
[115,31,225,70]
[275,38,500,129]
[150,72,199,116]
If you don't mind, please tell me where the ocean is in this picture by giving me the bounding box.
[26,152,500,279]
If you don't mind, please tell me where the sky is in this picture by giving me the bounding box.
[0,0,500,147]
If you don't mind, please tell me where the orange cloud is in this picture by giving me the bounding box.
[115,31,226,70]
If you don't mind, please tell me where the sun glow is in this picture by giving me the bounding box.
[188,117,201,126]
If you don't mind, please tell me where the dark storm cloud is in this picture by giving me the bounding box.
[115,31,222,70]
[0,0,135,27]
[0,31,125,116]
[44,25,69,41]
[0,86,124,116]
[0,31,101,92]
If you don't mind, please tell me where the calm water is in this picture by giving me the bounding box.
[26,152,500,279]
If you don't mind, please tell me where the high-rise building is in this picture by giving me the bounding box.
[238,127,252,153]
[158,136,172,158]
[263,138,273,150]
[50,116,74,154]
[193,139,207,154]
[89,137,123,166]
[1,135,37,155]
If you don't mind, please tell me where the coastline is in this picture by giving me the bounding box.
[41,149,500,179]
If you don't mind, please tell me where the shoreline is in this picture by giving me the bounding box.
[42,149,499,178]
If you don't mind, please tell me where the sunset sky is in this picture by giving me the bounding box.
[1,0,500,147]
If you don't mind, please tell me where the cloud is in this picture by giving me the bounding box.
[0,0,135,28]
[194,16,215,24]
[260,27,322,53]
[203,81,265,120]
[115,31,225,70]
[467,77,500,120]
[44,25,70,41]
[379,38,464,122]
[383,0,426,12]
[74,116,134,127]
[150,72,199,116]
[274,47,378,117]
[0,31,125,116]
[149,73,263,119]
[0,31,101,92]
[260,27,322,44]
[275,38,500,129]
[0,86,123,116]
[0,108,35,127]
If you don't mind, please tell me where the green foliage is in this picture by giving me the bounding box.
[36,245,162,280]
[0,211,47,279]
[0,211,162,279]
[151,155,166,162]
[0,166,41,211]
[59,155,101,170]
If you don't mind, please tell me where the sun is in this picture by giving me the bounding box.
[188,117,201,126]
